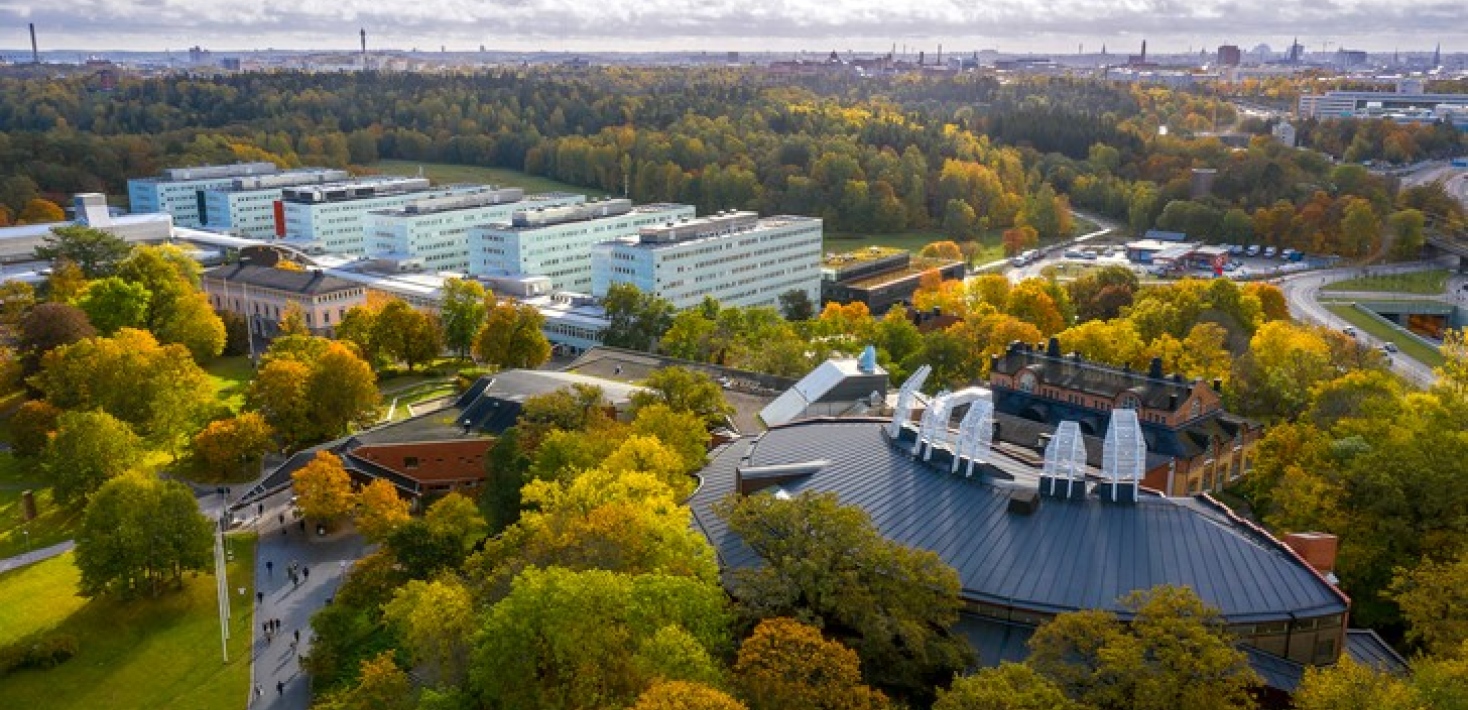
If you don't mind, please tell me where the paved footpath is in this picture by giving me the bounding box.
[246,490,367,709]
[0,540,75,574]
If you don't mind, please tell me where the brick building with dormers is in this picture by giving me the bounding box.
[987,338,1263,497]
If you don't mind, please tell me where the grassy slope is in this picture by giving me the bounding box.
[372,160,608,197]
[205,356,255,415]
[1322,269,1450,295]
[1323,303,1445,368]
[0,536,257,710]
[0,453,84,561]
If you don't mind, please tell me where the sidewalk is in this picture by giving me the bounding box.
[0,540,75,574]
[248,490,367,709]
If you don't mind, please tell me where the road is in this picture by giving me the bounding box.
[1276,261,1451,388]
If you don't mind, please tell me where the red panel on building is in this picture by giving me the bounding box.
[273,200,285,238]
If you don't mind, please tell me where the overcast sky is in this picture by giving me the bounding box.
[1,0,1463,55]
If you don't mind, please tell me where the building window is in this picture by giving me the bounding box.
[1018,372,1037,394]
[1118,393,1140,409]
[403,456,419,470]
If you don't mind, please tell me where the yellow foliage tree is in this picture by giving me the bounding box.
[633,681,748,710]
[356,477,411,543]
[733,618,888,710]
[292,451,355,523]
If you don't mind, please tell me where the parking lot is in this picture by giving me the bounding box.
[1010,241,1319,283]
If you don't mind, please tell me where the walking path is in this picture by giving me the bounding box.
[0,540,74,574]
[246,490,367,709]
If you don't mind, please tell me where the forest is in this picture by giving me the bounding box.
[0,68,1463,254]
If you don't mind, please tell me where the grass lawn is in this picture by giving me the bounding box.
[0,454,83,561]
[206,355,256,415]
[0,535,257,710]
[1322,269,1450,295]
[371,160,608,198]
[1323,303,1446,368]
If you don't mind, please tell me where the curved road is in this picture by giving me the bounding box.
[1277,260,1453,388]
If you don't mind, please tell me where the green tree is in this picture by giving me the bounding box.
[9,399,61,457]
[1388,208,1426,259]
[1026,586,1259,710]
[935,664,1081,710]
[153,290,225,361]
[470,566,732,710]
[630,366,733,428]
[1389,549,1468,658]
[475,301,552,370]
[734,617,889,710]
[74,277,150,335]
[1293,658,1421,710]
[440,278,493,359]
[629,403,711,475]
[718,491,973,701]
[383,577,476,687]
[778,289,815,321]
[602,283,674,352]
[74,473,214,599]
[373,299,442,371]
[316,651,416,710]
[36,224,132,278]
[42,409,144,507]
[943,200,978,241]
[1339,198,1380,257]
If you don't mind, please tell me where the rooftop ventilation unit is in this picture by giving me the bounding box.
[1041,421,1087,499]
[914,389,952,459]
[953,395,994,477]
[1100,409,1145,503]
[888,365,932,439]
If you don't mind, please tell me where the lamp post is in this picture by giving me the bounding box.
[22,528,29,552]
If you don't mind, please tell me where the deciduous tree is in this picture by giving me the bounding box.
[934,663,1080,710]
[9,399,61,457]
[42,409,144,507]
[190,412,274,480]
[17,197,64,224]
[734,617,889,710]
[356,478,410,543]
[18,302,95,374]
[35,224,131,278]
[382,577,476,687]
[634,681,747,710]
[602,283,674,352]
[475,301,551,370]
[316,651,416,710]
[440,278,493,359]
[75,277,150,335]
[630,366,733,428]
[1389,549,1468,658]
[74,473,213,599]
[292,451,356,523]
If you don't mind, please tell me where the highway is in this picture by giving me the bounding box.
[1276,261,1452,388]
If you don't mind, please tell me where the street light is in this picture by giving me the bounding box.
[22,528,29,552]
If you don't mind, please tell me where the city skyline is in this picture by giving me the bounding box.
[1,0,1464,57]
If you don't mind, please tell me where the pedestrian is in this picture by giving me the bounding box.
[277,681,284,696]
[282,528,287,537]
[302,566,309,580]
[294,628,300,643]
[298,520,306,533]
[256,591,263,605]
[289,638,298,653]
[266,560,273,576]
[293,575,300,589]
[254,684,262,700]
[262,621,270,635]
[278,512,285,526]
[257,502,264,516]
[339,560,347,573]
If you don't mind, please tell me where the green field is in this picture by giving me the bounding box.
[0,537,257,710]
[1322,269,1450,295]
[206,356,256,415]
[0,453,83,561]
[1323,303,1446,368]
[372,160,608,198]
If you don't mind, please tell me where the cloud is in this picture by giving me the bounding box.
[1,0,1463,53]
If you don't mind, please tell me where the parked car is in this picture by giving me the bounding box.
[1263,246,1278,258]
[1245,245,1261,257]
[1229,245,1245,256]
[1062,249,1086,259]
[1079,250,1098,260]
[1381,341,1399,354]
[1342,325,1357,336]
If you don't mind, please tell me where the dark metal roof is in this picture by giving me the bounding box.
[203,263,362,296]
[690,419,1347,624]
[1242,646,1305,692]
[1345,629,1410,675]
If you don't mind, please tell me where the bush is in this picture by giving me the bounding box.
[0,633,80,674]
[455,367,494,391]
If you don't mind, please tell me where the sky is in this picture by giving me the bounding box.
[1,0,1463,56]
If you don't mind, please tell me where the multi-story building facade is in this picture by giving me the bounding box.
[363,187,584,274]
[471,199,694,292]
[278,177,437,255]
[200,168,351,239]
[987,339,1264,497]
[128,162,279,227]
[202,263,367,338]
[590,211,823,311]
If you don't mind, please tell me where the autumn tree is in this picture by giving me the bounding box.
[9,399,61,457]
[734,617,889,710]
[1293,658,1421,710]
[278,301,310,336]
[356,478,410,543]
[35,224,131,277]
[1389,549,1468,658]
[382,576,476,687]
[935,664,1081,710]
[74,473,214,599]
[315,651,416,710]
[1026,586,1259,710]
[475,301,552,370]
[45,259,88,302]
[634,681,748,710]
[631,366,733,428]
[629,403,711,475]
[17,197,64,224]
[42,409,144,507]
[247,336,378,443]
[292,451,356,523]
[470,566,732,710]
[17,302,95,375]
[920,240,964,261]
[440,277,493,359]
[386,493,487,579]
[1001,225,1039,257]
[0,280,35,333]
[1388,208,1426,259]
[718,491,972,701]
[190,412,274,481]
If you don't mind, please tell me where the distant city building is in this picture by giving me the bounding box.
[471,199,694,292]
[590,211,823,311]
[278,176,437,254]
[362,187,585,274]
[1335,49,1369,68]
[1298,87,1468,127]
[820,246,965,314]
[1217,45,1242,67]
[1273,121,1298,148]
[201,263,367,338]
[200,168,351,239]
[0,193,172,267]
[127,162,279,227]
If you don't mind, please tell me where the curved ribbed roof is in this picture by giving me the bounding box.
[690,419,1346,623]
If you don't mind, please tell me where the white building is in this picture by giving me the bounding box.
[127,162,279,227]
[1,193,172,267]
[364,187,585,274]
[471,199,694,292]
[590,211,823,311]
[200,168,351,239]
[278,177,437,255]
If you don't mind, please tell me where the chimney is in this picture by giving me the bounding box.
[1147,357,1163,380]
[1212,378,1223,393]
[1284,532,1339,576]
[29,23,39,64]
[1168,393,1178,410]
[360,28,367,56]
[1046,337,1061,357]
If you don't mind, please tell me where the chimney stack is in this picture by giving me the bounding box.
[360,28,367,56]
[1147,357,1163,380]
[30,23,39,64]
[1284,532,1339,577]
